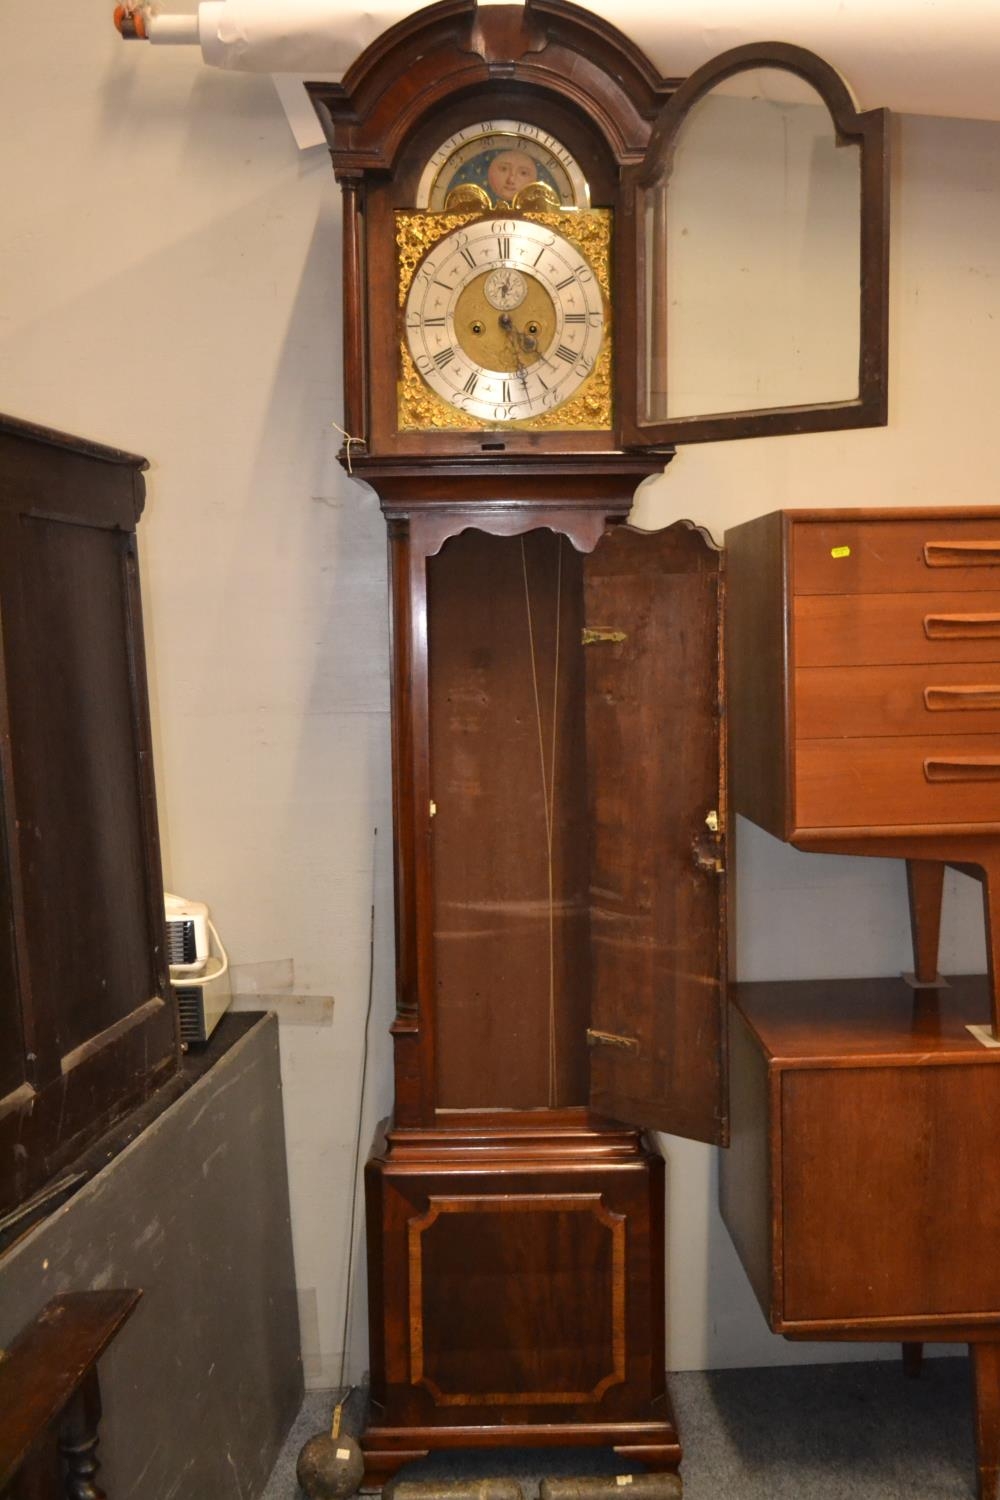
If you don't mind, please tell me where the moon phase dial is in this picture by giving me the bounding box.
[402,215,608,428]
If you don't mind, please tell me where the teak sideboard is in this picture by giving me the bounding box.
[725,506,1000,1500]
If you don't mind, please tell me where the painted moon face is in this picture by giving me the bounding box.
[416,122,590,210]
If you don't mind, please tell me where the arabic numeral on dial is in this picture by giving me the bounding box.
[493,406,511,422]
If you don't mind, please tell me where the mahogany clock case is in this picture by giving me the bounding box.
[304,0,890,1481]
[360,510,725,1480]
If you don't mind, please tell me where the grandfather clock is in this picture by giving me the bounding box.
[308,0,889,1481]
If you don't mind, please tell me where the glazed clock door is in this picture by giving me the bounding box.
[583,522,727,1145]
[621,42,889,448]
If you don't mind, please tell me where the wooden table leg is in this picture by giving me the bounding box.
[59,1371,105,1500]
[906,859,945,984]
[902,1341,923,1378]
[972,1343,1000,1500]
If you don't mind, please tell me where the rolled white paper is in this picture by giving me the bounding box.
[142,0,1000,124]
[593,0,1000,123]
[197,0,416,73]
[146,13,201,44]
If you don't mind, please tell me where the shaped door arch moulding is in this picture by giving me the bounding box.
[620,39,889,447]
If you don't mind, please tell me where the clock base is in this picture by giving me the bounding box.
[359,1420,681,1490]
[361,1110,679,1487]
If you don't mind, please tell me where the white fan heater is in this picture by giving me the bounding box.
[164,892,231,1045]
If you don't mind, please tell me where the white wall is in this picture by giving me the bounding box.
[1,4,998,1387]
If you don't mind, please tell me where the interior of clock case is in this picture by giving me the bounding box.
[426,523,725,1140]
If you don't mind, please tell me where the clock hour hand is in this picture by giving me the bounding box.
[499,313,535,387]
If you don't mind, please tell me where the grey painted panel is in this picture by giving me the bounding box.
[0,1013,302,1499]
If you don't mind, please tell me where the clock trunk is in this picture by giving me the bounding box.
[359,486,725,1483]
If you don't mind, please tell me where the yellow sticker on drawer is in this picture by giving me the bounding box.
[830,545,851,559]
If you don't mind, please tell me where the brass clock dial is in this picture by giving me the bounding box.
[402,215,607,427]
[415,121,591,210]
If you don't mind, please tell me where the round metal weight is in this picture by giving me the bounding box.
[296,1432,366,1500]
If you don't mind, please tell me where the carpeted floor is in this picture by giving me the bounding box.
[263,1357,977,1499]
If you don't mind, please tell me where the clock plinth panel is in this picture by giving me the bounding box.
[362,1114,678,1487]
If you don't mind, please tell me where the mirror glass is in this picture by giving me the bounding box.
[644,67,862,422]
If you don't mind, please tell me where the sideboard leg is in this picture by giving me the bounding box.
[981,857,1000,1038]
[906,859,945,984]
[972,1343,1000,1500]
[902,1341,924,1378]
[59,1370,105,1500]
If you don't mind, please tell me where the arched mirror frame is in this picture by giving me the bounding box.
[618,41,889,448]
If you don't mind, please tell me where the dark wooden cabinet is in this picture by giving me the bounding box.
[0,413,177,1220]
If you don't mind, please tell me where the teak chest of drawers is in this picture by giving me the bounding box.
[726,506,1000,1028]
[725,507,1000,1500]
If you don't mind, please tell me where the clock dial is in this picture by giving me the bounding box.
[404,216,606,426]
[415,122,590,210]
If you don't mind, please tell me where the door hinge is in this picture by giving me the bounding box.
[581,627,627,646]
[694,848,726,875]
[586,1027,639,1052]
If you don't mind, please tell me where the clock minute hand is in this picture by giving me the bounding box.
[498,313,529,386]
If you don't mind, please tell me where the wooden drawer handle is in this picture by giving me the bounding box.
[924,684,1000,711]
[924,612,1000,639]
[924,756,1000,783]
[925,540,1000,568]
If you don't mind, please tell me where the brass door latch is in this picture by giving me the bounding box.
[586,1027,639,1052]
[581,627,627,646]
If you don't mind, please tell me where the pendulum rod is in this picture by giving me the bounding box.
[521,536,562,1107]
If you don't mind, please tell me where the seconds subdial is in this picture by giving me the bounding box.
[484,267,527,311]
